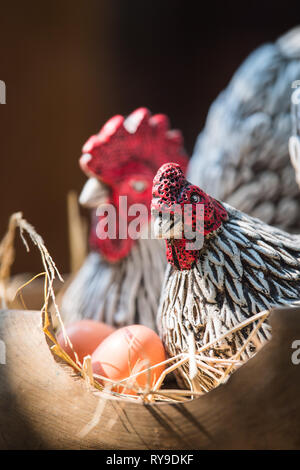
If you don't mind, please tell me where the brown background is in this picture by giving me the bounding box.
[0,1,299,275]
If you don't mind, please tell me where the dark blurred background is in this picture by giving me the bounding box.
[0,0,299,274]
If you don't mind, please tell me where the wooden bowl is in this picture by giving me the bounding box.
[0,307,300,449]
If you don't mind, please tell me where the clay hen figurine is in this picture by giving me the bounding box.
[188,27,300,231]
[61,108,188,328]
[152,163,300,391]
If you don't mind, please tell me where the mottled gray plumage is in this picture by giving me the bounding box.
[188,27,300,231]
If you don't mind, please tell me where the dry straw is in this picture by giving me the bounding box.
[0,211,270,403]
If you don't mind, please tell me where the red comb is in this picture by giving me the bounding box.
[79,108,188,185]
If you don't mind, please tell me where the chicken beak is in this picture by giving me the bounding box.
[79,177,110,208]
[152,209,183,240]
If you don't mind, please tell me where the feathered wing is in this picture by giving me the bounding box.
[61,238,166,330]
[158,203,300,390]
[188,27,300,231]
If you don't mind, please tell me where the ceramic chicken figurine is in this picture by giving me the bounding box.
[61,108,188,329]
[152,162,300,391]
[188,27,300,231]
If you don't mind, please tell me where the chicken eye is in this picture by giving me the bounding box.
[130,180,147,192]
[190,192,201,203]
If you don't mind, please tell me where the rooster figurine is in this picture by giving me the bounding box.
[61,108,188,328]
[188,27,300,231]
[152,162,300,391]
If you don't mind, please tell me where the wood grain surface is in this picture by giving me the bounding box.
[0,307,300,449]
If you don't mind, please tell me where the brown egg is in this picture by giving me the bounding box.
[91,324,166,395]
[57,319,115,364]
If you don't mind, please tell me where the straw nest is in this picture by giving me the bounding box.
[1,211,300,449]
